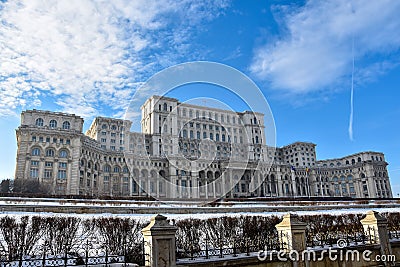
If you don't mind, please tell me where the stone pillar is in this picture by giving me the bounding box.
[361,211,393,261]
[275,213,307,267]
[142,214,178,267]
[276,213,307,252]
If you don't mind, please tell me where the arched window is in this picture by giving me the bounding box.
[111,125,117,130]
[190,130,194,139]
[59,150,68,158]
[222,134,226,142]
[255,136,259,143]
[216,133,220,141]
[62,121,70,130]
[163,103,168,111]
[183,129,187,138]
[123,167,129,173]
[46,148,55,157]
[102,124,107,129]
[49,120,57,128]
[197,131,200,139]
[209,133,213,140]
[35,118,44,127]
[114,166,120,173]
[32,147,41,156]
[203,132,207,139]
[357,157,361,162]
[103,165,111,172]
[361,173,366,178]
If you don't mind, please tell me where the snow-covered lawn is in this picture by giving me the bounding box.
[1,206,399,220]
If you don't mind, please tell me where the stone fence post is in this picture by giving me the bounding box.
[275,213,307,267]
[361,211,393,262]
[141,214,178,267]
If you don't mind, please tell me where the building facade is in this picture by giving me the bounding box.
[15,96,393,198]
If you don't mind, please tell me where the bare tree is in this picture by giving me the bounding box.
[0,216,44,261]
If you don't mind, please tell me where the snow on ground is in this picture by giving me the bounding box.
[0,206,399,221]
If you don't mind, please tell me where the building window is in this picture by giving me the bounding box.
[59,150,68,158]
[197,131,200,139]
[35,118,44,127]
[62,121,70,130]
[32,136,36,142]
[44,170,52,179]
[58,170,67,179]
[49,120,57,128]
[30,168,39,178]
[222,134,226,142]
[104,165,111,172]
[31,160,39,166]
[59,162,67,168]
[114,166,120,173]
[102,124,108,129]
[32,148,41,156]
[45,161,53,167]
[45,148,55,157]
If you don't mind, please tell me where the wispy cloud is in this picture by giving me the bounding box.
[0,0,228,118]
[250,0,400,94]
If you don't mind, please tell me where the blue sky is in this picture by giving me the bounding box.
[1,0,400,195]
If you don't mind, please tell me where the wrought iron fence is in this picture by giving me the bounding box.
[174,216,284,260]
[176,233,286,260]
[306,226,378,248]
[0,239,147,267]
[389,231,400,240]
[0,216,147,267]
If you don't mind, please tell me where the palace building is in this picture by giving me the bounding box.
[14,95,393,199]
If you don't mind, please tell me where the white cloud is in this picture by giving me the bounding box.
[250,0,400,94]
[0,0,228,118]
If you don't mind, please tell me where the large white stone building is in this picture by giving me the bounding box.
[15,95,393,199]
